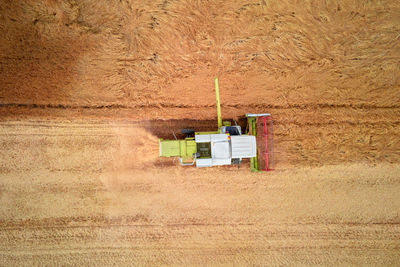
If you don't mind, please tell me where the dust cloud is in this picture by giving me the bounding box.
[110,125,159,170]
[99,125,159,208]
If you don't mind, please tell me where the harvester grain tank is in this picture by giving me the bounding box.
[159,78,273,171]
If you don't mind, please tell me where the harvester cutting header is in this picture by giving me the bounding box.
[159,78,273,171]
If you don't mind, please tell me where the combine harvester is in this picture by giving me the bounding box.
[159,78,273,171]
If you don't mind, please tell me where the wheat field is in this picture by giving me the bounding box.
[0,0,399,265]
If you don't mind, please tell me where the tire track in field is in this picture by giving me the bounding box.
[1,216,399,230]
[1,221,399,255]
[1,102,400,110]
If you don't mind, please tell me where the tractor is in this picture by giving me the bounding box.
[159,78,273,171]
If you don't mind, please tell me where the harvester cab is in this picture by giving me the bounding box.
[159,78,273,171]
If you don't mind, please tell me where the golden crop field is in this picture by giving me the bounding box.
[0,0,399,265]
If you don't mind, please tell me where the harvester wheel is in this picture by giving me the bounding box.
[181,128,195,136]
[232,158,242,168]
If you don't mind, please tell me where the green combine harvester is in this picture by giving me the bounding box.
[159,78,273,171]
